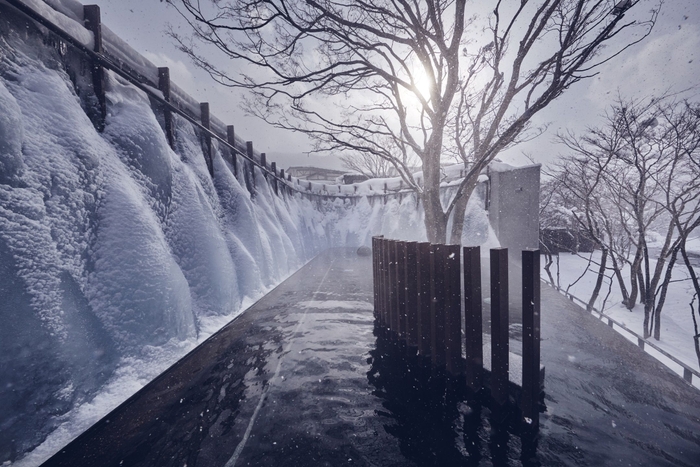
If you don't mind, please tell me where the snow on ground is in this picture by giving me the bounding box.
[542,249,700,377]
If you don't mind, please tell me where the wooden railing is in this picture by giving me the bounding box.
[372,237,543,426]
[546,281,700,388]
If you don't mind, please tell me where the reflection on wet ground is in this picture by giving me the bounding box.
[43,249,700,467]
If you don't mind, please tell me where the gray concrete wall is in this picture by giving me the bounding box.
[487,162,541,259]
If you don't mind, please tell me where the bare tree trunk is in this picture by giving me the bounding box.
[691,295,700,370]
[422,151,447,244]
[448,174,479,244]
[556,254,561,289]
[449,191,470,244]
[653,247,679,340]
[423,190,446,243]
[588,248,608,312]
[627,246,642,309]
[544,251,555,285]
[610,253,630,308]
[680,244,700,368]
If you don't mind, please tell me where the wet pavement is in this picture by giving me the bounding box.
[42,248,700,466]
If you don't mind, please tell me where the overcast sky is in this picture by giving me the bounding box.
[89,0,700,171]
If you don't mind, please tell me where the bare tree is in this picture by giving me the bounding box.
[169,0,657,243]
[546,97,700,340]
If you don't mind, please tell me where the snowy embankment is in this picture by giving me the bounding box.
[0,15,496,466]
[542,246,700,380]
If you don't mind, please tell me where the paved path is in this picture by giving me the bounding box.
[43,249,700,466]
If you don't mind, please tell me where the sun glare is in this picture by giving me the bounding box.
[411,65,431,100]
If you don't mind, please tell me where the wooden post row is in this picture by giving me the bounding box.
[521,249,541,428]
[490,248,509,406]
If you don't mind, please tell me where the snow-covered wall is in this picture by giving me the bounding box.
[0,3,498,465]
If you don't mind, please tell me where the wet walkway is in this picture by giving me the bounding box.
[43,249,700,466]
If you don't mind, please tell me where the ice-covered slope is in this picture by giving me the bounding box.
[0,12,495,466]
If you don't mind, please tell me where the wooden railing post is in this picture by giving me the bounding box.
[157,67,175,149]
[245,141,256,196]
[522,249,541,428]
[430,243,446,367]
[397,241,407,342]
[405,242,419,350]
[270,162,278,195]
[416,242,432,356]
[444,244,462,375]
[490,248,509,406]
[382,239,391,329]
[464,246,483,392]
[200,102,214,176]
[388,240,398,336]
[226,125,237,176]
[372,237,381,319]
[83,5,106,131]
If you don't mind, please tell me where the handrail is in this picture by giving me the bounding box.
[543,280,700,386]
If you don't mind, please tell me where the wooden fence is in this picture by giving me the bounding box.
[372,236,543,426]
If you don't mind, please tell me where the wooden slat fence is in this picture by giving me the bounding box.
[372,236,543,427]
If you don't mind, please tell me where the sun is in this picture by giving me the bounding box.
[411,65,432,100]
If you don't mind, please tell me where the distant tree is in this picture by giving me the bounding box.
[545,97,700,339]
[340,152,396,179]
[170,0,656,243]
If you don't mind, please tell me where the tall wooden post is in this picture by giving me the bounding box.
[388,241,399,337]
[464,246,483,392]
[430,243,446,367]
[226,125,238,177]
[200,102,214,176]
[372,237,382,319]
[490,248,509,406]
[157,67,175,149]
[405,242,419,350]
[396,241,407,341]
[270,162,279,195]
[382,238,390,327]
[246,141,256,196]
[522,249,541,428]
[83,5,106,131]
[444,244,462,375]
[416,242,432,356]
